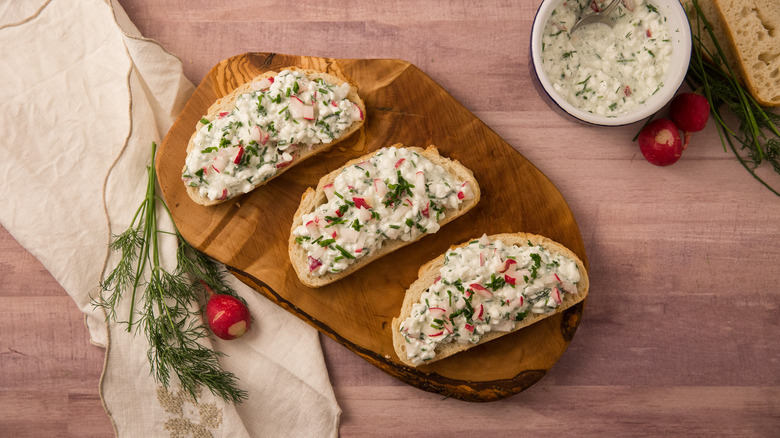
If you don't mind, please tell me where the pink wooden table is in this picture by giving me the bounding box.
[1,0,778,435]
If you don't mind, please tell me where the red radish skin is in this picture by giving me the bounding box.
[200,280,252,340]
[669,92,710,150]
[638,118,683,166]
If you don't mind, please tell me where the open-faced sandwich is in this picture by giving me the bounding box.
[181,67,366,206]
[392,232,589,367]
[289,144,480,287]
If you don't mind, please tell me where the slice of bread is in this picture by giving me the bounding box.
[288,144,480,288]
[686,0,780,107]
[713,0,780,106]
[183,67,366,206]
[391,232,589,367]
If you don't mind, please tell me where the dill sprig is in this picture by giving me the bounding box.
[686,0,780,196]
[95,142,248,404]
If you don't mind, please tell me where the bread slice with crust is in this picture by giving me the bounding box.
[685,0,780,107]
[713,0,780,107]
[183,67,366,206]
[391,232,589,368]
[288,144,480,288]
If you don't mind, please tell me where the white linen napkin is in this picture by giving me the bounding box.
[0,0,340,436]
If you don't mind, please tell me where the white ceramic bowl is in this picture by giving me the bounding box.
[530,0,692,126]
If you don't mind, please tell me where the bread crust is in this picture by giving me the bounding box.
[183,67,367,206]
[685,0,780,107]
[391,232,589,368]
[288,144,481,288]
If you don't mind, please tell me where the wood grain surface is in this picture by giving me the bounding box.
[2,0,779,436]
[156,52,588,401]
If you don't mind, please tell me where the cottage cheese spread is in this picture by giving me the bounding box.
[182,69,363,201]
[292,146,474,276]
[541,0,672,115]
[397,235,581,365]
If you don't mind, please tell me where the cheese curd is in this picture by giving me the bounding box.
[541,0,672,115]
[292,146,474,276]
[397,235,581,365]
[181,69,362,201]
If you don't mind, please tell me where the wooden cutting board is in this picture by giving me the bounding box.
[156,52,588,402]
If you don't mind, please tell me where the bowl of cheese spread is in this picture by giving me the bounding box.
[531,0,691,126]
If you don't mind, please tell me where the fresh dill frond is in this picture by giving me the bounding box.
[94,142,248,404]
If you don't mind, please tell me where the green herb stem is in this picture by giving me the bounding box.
[96,142,248,403]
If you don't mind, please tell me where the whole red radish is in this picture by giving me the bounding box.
[200,280,252,340]
[638,118,683,166]
[669,92,710,149]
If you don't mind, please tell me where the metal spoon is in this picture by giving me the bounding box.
[570,0,622,34]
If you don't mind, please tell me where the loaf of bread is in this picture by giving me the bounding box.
[288,144,480,288]
[181,67,366,206]
[686,0,780,107]
[392,233,589,367]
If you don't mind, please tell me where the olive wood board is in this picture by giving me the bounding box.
[156,52,589,402]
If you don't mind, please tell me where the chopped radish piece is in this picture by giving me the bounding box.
[562,280,578,295]
[251,78,272,90]
[465,324,475,332]
[428,307,446,317]
[421,202,429,218]
[256,126,269,145]
[434,276,441,283]
[622,0,635,11]
[334,208,343,218]
[415,171,425,194]
[323,184,336,201]
[458,181,474,200]
[428,331,444,337]
[307,256,323,272]
[479,233,490,246]
[469,283,492,298]
[357,207,372,222]
[331,101,338,108]
[233,144,244,164]
[504,275,516,285]
[218,111,229,118]
[646,29,652,37]
[276,160,292,169]
[302,104,315,120]
[443,320,454,334]
[331,231,337,238]
[552,287,562,304]
[304,220,319,236]
[554,273,561,282]
[374,179,387,197]
[403,198,413,207]
[351,102,363,121]
[394,158,405,169]
[218,189,228,200]
[355,232,367,253]
[499,259,517,273]
[624,86,632,96]
[289,97,304,119]
[464,289,472,299]
[212,153,228,173]
[479,252,485,267]
[353,197,371,209]
[310,245,326,260]
[476,304,484,320]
